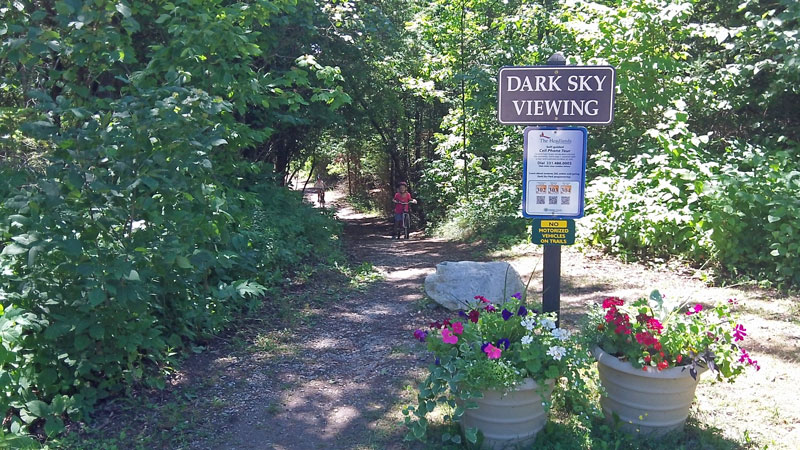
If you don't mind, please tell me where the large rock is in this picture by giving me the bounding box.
[424,261,525,310]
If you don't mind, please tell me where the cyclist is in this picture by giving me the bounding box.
[392,181,416,239]
[314,175,326,207]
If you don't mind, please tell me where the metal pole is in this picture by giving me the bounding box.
[542,52,567,326]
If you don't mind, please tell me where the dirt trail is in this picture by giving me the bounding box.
[86,189,797,450]
[203,190,485,449]
[192,191,799,450]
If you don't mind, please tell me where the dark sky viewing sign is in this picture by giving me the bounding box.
[498,66,616,125]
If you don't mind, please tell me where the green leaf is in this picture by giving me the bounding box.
[89,324,105,339]
[44,322,72,340]
[125,270,140,281]
[465,427,478,444]
[88,289,105,306]
[50,395,68,415]
[25,400,50,418]
[75,334,91,351]
[116,3,132,17]
[44,416,65,436]
[62,239,82,256]
[175,256,193,269]
[1,243,27,256]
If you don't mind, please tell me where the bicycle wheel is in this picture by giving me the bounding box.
[403,213,410,239]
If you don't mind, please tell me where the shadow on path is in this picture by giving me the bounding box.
[202,192,485,449]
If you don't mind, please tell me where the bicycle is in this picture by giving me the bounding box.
[316,188,325,208]
[396,200,416,239]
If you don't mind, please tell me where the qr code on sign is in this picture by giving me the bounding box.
[561,196,570,205]
[549,196,558,204]
[536,196,545,205]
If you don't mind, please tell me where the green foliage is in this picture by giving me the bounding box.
[412,0,800,286]
[0,0,344,440]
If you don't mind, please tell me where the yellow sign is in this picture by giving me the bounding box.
[541,220,567,228]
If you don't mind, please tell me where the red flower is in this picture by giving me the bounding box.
[653,341,662,351]
[644,355,651,363]
[646,318,663,334]
[474,295,490,304]
[676,355,683,363]
[602,297,624,309]
[485,304,496,312]
[467,310,480,323]
[657,361,668,370]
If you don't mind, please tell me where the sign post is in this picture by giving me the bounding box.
[497,52,616,326]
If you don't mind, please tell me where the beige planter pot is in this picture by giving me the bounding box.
[594,346,704,435]
[459,378,555,450]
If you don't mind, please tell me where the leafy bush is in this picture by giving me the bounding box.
[0,87,340,439]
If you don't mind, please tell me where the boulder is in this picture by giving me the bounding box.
[424,261,525,310]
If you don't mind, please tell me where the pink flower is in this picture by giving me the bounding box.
[474,295,490,304]
[451,322,464,335]
[484,304,496,312]
[484,343,502,359]
[442,329,458,344]
[733,324,747,342]
[686,304,704,316]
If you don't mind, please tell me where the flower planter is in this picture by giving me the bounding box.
[459,378,555,449]
[593,346,704,435]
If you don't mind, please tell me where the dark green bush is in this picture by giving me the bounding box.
[0,88,339,439]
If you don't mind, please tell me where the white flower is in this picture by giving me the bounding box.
[551,328,571,341]
[521,335,533,345]
[540,318,557,330]
[520,317,536,331]
[547,346,567,361]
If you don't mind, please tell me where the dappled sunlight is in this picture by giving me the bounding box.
[384,267,431,281]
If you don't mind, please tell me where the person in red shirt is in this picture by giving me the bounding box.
[392,181,416,239]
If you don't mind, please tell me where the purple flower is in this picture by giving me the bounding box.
[434,357,440,365]
[512,292,522,299]
[517,305,528,317]
[502,309,513,321]
[496,338,510,350]
[458,311,467,318]
[413,329,427,342]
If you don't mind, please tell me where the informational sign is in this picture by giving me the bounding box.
[498,66,616,125]
[522,126,587,219]
[532,219,575,245]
